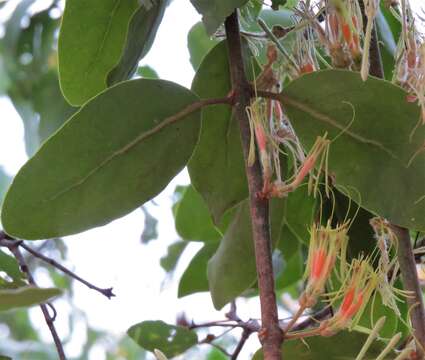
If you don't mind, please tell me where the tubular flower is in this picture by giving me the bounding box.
[271,133,330,198]
[320,258,378,335]
[300,221,349,307]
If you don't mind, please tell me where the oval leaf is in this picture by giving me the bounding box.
[189,40,259,223]
[187,22,219,71]
[208,198,285,309]
[127,320,197,357]
[253,331,387,359]
[107,0,169,85]
[280,70,425,231]
[2,79,201,239]
[0,286,61,311]
[178,242,218,298]
[58,0,139,105]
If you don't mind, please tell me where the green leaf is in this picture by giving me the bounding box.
[207,198,285,309]
[271,0,287,9]
[174,186,221,242]
[160,241,187,273]
[33,71,77,145]
[0,249,24,284]
[2,79,201,239]
[207,348,227,360]
[0,166,11,206]
[178,242,218,297]
[58,0,139,105]
[207,201,254,309]
[141,207,159,244]
[280,70,425,231]
[0,286,61,311]
[284,185,317,244]
[358,293,398,339]
[127,320,197,357]
[253,330,388,359]
[137,65,159,79]
[190,0,249,36]
[331,190,377,260]
[187,22,219,71]
[189,40,259,223]
[376,10,396,80]
[107,0,169,86]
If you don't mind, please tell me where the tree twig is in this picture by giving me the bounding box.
[18,241,115,299]
[392,226,425,358]
[224,11,283,360]
[3,240,66,360]
[231,328,253,359]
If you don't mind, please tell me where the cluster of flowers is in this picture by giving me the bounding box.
[281,216,423,359]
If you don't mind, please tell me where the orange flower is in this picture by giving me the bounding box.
[300,221,349,307]
[320,258,378,335]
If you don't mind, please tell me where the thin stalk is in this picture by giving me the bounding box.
[225,11,283,360]
[393,226,425,358]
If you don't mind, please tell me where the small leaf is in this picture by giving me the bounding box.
[2,79,201,239]
[178,242,218,298]
[107,0,169,86]
[127,320,197,357]
[174,186,221,242]
[0,286,61,311]
[187,22,219,71]
[137,65,159,79]
[253,331,387,359]
[281,70,425,231]
[190,0,249,36]
[271,0,287,9]
[160,241,187,273]
[141,207,158,244]
[0,249,24,284]
[58,0,139,105]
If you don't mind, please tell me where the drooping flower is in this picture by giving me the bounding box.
[271,132,330,197]
[320,258,378,335]
[299,220,349,307]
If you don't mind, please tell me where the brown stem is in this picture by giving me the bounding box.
[5,241,66,360]
[392,226,425,358]
[231,328,253,359]
[224,11,283,360]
